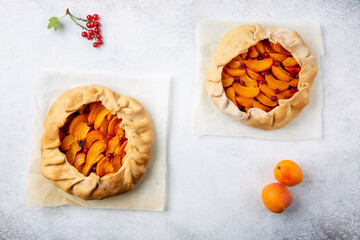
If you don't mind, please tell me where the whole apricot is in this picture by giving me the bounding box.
[261,183,293,213]
[274,160,303,187]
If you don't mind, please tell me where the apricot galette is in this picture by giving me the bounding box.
[41,85,154,200]
[205,24,318,130]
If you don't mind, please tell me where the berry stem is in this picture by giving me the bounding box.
[66,9,88,31]
[66,8,87,22]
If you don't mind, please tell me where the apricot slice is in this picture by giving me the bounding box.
[227,60,241,69]
[274,160,303,187]
[282,57,298,67]
[74,153,86,172]
[284,66,301,73]
[82,139,107,176]
[69,114,88,136]
[94,107,110,130]
[118,140,127,158]
[112,155,122,172]
[233,83,260,98]
[224,67,246,77]
[235,96,255,108]
[243,58,273,72]
[222,71,233,80]
[269,42,290,55]
[271,65,291,81]
[115,125,125,138]
[89,102,101,111]
[253,101,271,112]
[248,46,259,58]
[84,130,104,149]
[108,117,122,136]
[269,53,288,62]
[263,40,275,53]
[240,74,257,88]
[254,41,266,55]
[241,52,247,59]
[289,79,299,88]
[282,89,297,99]
[100,117,109,136]
[222,78,234,88]
[75,122,91,143]
[256,93,277,107]
[88,103,105,124]
[65,142,82,165]
[61,135,76,151]
[262,183,293,213]
[225,87,237,106]
[259,83,282,99]
[104,162,115,175]
[105,136,120,155]
[96,156,110,177]
[265,75,289,91]
[233,55,244,63]
[246,69,263,81]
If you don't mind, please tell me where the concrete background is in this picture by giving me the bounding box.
[1,0,359,239]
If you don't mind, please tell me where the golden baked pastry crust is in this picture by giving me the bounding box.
[205,24,318,130]
[41,85,154,200]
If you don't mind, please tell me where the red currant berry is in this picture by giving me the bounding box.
[257,56,263,60]
[86,22,92,28]
[82,148,89,154]
[106,134,113,140]
[274,88,280,94]
[97,39,103,45]
[95,21,100,27]
[89,30,94,35]
[87,122,92,127]
[290,71,297,78]
[239,80,245,86]
[81,31,88,37]
[263,52,270,58]
[91,165,97,172]
[274,61,280,66]
[107,153,114,159]
[234,77,240,83]
[93,42,99,48]
[87,15,93,21]
[93,14,99,20]
[291,88,298,94]
[270,96,277,101]
[119,137,125,143]
[87,35,93,40]
[239,64,245,69]
[260,79,266,84]
[90,21,96,28]
[96,33,102,39]
[94,28,100,34]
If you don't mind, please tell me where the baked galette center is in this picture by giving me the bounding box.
[222,38,301,113]
[59,102,128,177]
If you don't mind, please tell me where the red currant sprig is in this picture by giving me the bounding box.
[82,13,102,48]
[47,8,103,48]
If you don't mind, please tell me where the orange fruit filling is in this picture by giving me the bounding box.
[222,39,301,113]
[59,102,127,177]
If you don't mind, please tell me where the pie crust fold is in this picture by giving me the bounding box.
[205,24,318,130]
[41,85,154,200]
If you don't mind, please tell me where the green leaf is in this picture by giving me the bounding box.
[47,17,60,31]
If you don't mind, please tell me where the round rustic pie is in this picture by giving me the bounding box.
[41,85,154,200]
[205,24,318,130]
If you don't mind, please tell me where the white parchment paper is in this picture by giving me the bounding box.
[194,21,324,140]
[26,72,169,211]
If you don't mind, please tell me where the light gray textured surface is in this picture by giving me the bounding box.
[1,0,359,239]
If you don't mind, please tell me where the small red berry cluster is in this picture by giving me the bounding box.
[82,14,103,48]
[47,9,103,48]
